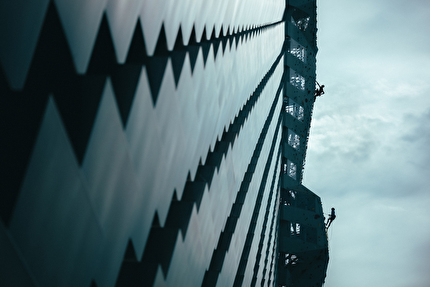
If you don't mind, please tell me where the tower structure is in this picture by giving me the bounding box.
[277,1,329,286]
[0,0,327,286]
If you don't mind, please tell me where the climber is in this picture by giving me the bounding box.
[326,207,336,229]
[314,81,325,100]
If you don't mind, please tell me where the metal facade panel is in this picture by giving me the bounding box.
[0,0,326,286]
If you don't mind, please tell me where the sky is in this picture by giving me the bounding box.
[302,0,430,286]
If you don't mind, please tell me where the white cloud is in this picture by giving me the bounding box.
[322,193,430,287]
[304,0,430,286]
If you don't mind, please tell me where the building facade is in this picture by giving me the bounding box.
[0,0,327,286]
[278,1,329,286]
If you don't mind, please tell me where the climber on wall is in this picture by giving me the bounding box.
[326,207,336,229]
[314,81,325,100]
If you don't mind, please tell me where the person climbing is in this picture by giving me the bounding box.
[315,82,325,100]
[326,207,336,229]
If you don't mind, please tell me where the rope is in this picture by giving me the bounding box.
[323,222,334,286]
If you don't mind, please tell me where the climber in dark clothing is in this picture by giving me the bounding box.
[315,82,325,99]
[326,207,336,229]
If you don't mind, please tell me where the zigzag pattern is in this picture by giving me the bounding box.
[260,176,281,286]
[159,63,284,287]
[249,145,281,286]
[215,88,282,287]
[0,0,284,225]
[2,28,284,287]
[202,73,283,287]
[0,0,331,286]
[232,113,282,287]
[0,0,285,89]
[116,53,284,287]
[266,193,281,286]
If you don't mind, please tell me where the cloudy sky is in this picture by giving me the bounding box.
[302,0,430,286]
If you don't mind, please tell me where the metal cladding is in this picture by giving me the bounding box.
[0,0,327,286]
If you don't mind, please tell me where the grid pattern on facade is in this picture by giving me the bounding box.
[277,0,329,286]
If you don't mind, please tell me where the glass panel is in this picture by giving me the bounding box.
[296,223,301,234]
[289,190,296,199]
[282,190,296,206]
[288,38,306,62]
[285,98,304,121]
[290,223,301,237]
[288,129,300,149]
[291,16,310,31]
[296,17,310,31]
[298,105,304,121]
[290,69,305,91]
[287,159,296,180]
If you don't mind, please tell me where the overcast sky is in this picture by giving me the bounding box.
[302,0,430,286]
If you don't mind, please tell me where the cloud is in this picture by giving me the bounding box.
[305,1,430,286]
[323,192,430,287]
[305,103,430,198]
[309,113,385,162]
[401,108,430,146]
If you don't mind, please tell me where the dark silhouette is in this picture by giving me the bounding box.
[326,207,336,229]
[315,82,325,99]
